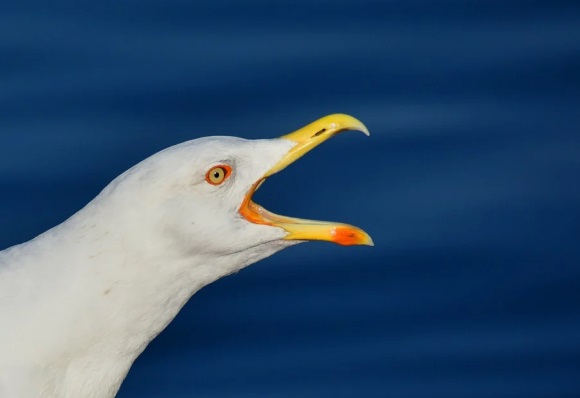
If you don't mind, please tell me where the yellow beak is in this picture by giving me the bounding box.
[239,114,374,246]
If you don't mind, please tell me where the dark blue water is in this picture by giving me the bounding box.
[2,0,580,397]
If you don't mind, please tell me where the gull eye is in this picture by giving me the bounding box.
[205,165,232,185]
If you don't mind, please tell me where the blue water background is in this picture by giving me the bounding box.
[1,0,580,396]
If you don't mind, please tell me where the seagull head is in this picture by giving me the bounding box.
[98,114,372,273]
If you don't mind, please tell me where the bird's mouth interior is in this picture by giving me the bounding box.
[237,114,373,246]
[238,178,284,226]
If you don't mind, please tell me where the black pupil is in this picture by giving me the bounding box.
[213,170,222,179]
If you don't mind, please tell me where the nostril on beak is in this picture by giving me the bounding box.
[312,128,327,138]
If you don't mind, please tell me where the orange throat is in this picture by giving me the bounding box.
[238,179,373,246]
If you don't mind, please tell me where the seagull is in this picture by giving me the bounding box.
[0,114,372,398]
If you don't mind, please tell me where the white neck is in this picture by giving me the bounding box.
[0,198,279,398]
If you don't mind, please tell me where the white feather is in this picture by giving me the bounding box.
[0,136,298,397]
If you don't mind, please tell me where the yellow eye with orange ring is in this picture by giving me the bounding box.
[205,165,232,185]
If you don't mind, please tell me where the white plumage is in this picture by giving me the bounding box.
[0,115,371,397]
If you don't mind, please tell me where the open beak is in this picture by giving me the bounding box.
[239,114,373,246]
